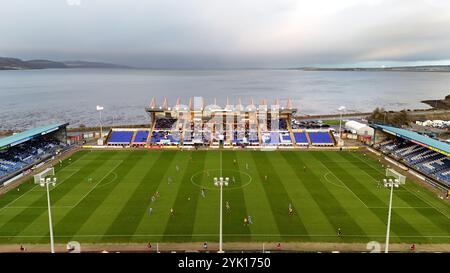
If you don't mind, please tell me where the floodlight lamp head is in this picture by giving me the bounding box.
[224,181,228,186]
[40,183,45,187]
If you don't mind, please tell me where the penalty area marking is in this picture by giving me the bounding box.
[2,161,121,211]
[94,172,118,189]
[322,172,346,189]
[68,161,122,209]
[348,152,450,219]
[31,168,80,192]
[318,162,370,209]
[0,170,79,213]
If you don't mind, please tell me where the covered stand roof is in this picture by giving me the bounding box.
[0,123,68,150]
[372,124,450,156]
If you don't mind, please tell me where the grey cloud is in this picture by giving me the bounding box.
[0,0,449,68]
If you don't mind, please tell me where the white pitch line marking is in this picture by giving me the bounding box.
[0,171,79,213]
[30,168,80,192]
[0,234,449,238]
[318,161,370,209]
[0,151,94,213]
[351,153,450,219]
[1,160,122,212]
[69,160,123,209]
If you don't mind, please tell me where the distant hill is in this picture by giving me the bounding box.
[299,65,450,72]
[0,57,131,70]
[62,60,131,69]
[0,57,66,70]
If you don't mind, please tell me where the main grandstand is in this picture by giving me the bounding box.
[372,124,450,191]
[0,105,449,254]
[0,123,69,186]
[104,97,336,147]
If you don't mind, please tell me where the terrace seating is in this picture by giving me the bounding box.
[107,131,134,145]
[394,143,420,157]
[132,130,149,144]
[408,150,438,164]
[232,131,246,144]
[279,119,287,130]
[0,138,65,181]
[376,138,450,185]
[248,132,259,144]
[155,118,177,130]
[435,169,450,186]
[421,156,450,173]
[308,131,334,146]
[150,130,180,145]
[293,132,309,145]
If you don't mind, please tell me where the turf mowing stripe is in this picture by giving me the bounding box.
[281,152,368,242]
[221,151,251,242]
[237,152,281,241]
[163,151,207,242]
[0,151,110,241]
[52,150,89,173]
[250,151,309,240]
[351,152,450,217]
[319,153,386,208]
[344,152,450,234]
[318,152,426,242]
[0,151,89,209]
[51,151,142,242]
[345,151,444,209]
[132,151,193,242]
[102,151,177,240]
[270,153,341,236]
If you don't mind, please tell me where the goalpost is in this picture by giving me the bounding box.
[33,167,55,184]
[385,168,406,185]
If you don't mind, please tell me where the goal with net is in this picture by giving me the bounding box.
[33,167,55,184]
[385,168,406,185]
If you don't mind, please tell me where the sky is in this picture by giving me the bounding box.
[1,0,450,68]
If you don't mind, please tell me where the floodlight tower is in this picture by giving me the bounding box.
[214,176,229,253]
[40,177,57,253]
[338,106,346,140]
[383,178,400,253]
[96,105,104,139]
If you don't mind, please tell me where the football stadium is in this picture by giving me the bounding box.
[0,98,449,253]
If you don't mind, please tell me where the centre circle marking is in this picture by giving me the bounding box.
[190,169,252,190]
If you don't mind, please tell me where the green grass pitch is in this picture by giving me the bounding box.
[0,149,449,245]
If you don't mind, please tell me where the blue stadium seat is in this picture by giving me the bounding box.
[108,131,134,145]
[133,131,149,144]
[293,132,309,145]
[308,132,333,145]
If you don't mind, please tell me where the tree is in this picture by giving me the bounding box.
[368,108,409,127]
[369,107,387,124]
